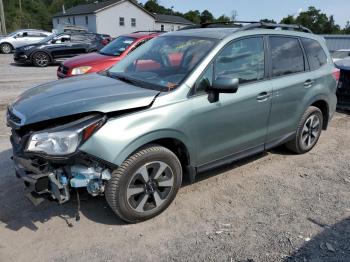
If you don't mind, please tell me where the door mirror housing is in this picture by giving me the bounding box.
[212,77,239,93]
[208,77,239,103]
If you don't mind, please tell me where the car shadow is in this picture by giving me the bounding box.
[284,217,350,261]
[185,151,269,186]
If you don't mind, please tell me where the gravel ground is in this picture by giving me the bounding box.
[0,54,349,262]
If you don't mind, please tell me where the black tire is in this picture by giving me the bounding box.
[0,43,13,54]
[286,106,323,154]
[105,144,182,223]
[32,52,50,67]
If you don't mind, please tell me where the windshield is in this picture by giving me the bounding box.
[100,36,136,56]
[332,51,350,59]
[108,35,218,90]
[39,34,57,43]
[8,30,21,37]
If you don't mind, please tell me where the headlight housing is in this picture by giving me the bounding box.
[71,66,92,75]
[26,131,80,156]
[25,115,105,156]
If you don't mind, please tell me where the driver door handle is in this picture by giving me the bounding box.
[257,92,271,102]
[304,79,315,88]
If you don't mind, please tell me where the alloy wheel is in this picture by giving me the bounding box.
[35,53,49,66]
[126,161,174,213]
[1,44,12,54]
[301,114,321,149]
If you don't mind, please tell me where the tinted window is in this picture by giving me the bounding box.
[71,34,95,42]
[215,37,265,84]
[270,37,305,77]
[302,38,327,70]
[332,50,350,59]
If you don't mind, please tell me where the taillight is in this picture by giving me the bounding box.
[332,68,340,82]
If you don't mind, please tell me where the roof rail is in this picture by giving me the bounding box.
[179,21,243,30]
[240,22,313,33]
[179,21,313,33]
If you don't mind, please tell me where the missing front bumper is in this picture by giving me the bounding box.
[12,154,112,206]
[13,156,70,205]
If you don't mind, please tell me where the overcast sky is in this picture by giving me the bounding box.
[139,0,350,27]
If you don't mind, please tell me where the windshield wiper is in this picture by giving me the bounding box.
[107,72,140,86]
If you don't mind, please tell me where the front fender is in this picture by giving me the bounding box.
[80,102,196,166]
[112,129,195,166]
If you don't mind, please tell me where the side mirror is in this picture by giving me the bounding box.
[208,77,239,103]
[212,77,239,93]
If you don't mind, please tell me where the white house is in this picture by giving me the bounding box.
[52,0,194,37]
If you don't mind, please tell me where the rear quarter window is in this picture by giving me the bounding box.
[301,38,328,70]
[269,36,305,77]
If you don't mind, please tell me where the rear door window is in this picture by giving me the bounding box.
[269,37,305,77]
[301,38,327,70]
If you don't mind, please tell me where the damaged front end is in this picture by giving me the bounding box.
[8,112,114,206]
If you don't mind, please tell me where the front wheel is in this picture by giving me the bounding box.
[0,43,13,54]
[286,106,323,154]
[32,52,50,67]
[105,145,182,223]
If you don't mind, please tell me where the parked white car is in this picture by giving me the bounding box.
[332,49,350,63]
[0,29,52,54]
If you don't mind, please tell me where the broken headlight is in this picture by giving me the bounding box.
[26,131,80,155]
[26,115,105,156]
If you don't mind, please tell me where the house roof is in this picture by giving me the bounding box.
[53,0,125,17]
[154,14,194,25]
[53,0,194,25]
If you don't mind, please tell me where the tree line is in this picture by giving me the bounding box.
[3,0,350,34]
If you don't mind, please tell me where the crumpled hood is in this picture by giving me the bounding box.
[10,73,160,126]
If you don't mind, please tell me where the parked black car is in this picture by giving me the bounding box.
[335,58,350,110]
[13,33,109,67]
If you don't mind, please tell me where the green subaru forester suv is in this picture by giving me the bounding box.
[7,22,338,222]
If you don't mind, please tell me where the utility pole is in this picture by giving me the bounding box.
[0,0,6,35]
[19,0,22,28]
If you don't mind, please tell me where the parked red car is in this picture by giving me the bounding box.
[57,32,160,78]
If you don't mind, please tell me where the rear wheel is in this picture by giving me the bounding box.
[105,145,182,223]
[32,52,50,67]
[0,43,13,54]
[286,106,323,154]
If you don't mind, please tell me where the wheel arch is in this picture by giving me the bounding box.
[309,99,330,130]
[113,130,195,171]
[0,42,14,52]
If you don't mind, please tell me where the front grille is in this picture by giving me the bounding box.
[58,64,69,75]
[7,108,21,124]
